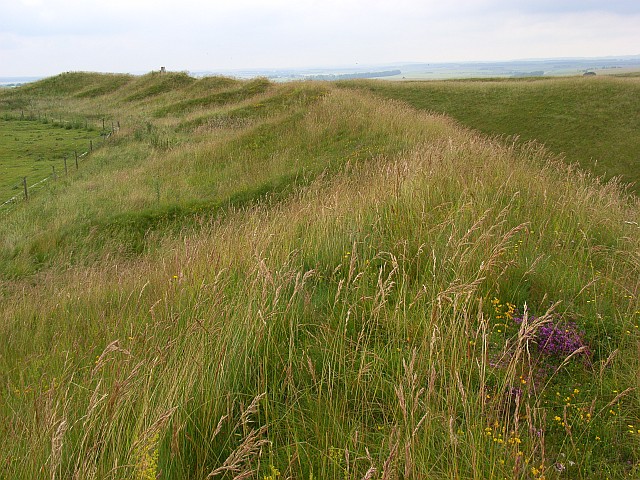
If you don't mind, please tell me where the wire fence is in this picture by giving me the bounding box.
[2,110,119,132]
[0,116,120,216]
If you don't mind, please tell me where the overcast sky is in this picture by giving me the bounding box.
[1,0,639,76]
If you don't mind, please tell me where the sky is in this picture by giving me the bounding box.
[1,0,639,76]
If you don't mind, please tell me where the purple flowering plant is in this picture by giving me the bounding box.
[512,314,591,360]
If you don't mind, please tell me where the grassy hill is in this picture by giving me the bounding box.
[0,72,638,479]
[341,76,640,193]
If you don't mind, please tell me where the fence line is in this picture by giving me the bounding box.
[3,110,121,133]
[0,121,119,215]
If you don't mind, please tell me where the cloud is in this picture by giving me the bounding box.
[0,1,136,36]
[495,0,640,15]
[1,0,639,75]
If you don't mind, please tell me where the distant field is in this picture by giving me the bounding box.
[380,67,640,81]
[0,119,102,201]
[342,76,640,193]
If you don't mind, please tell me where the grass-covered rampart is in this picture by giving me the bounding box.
[0,72,638,479]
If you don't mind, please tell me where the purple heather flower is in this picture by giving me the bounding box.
[511,315,590,358]
[537,321,589,357]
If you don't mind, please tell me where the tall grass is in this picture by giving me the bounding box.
[0,75,638,478]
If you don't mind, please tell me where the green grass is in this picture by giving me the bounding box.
[123,72,195,102]
[341,76,640,193]
[177,83,328,132]
[0,72,638,479]
[19,71,133,98]
[0,118,103,201]
[153,77,271,117]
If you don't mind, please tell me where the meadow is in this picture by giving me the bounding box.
[0,118,102,201]
[0,72,638,479]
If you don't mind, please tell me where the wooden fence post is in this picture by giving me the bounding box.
[90,140,93,152]
[75,151,79,170]
[23,177,28,200]
[52,165,56,180]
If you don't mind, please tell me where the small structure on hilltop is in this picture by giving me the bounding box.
[160,67,166,74]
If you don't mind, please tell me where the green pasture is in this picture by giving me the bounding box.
[0,118,102,201]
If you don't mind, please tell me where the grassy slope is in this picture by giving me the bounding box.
[341,77,640,193]
[0,73,639,479]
